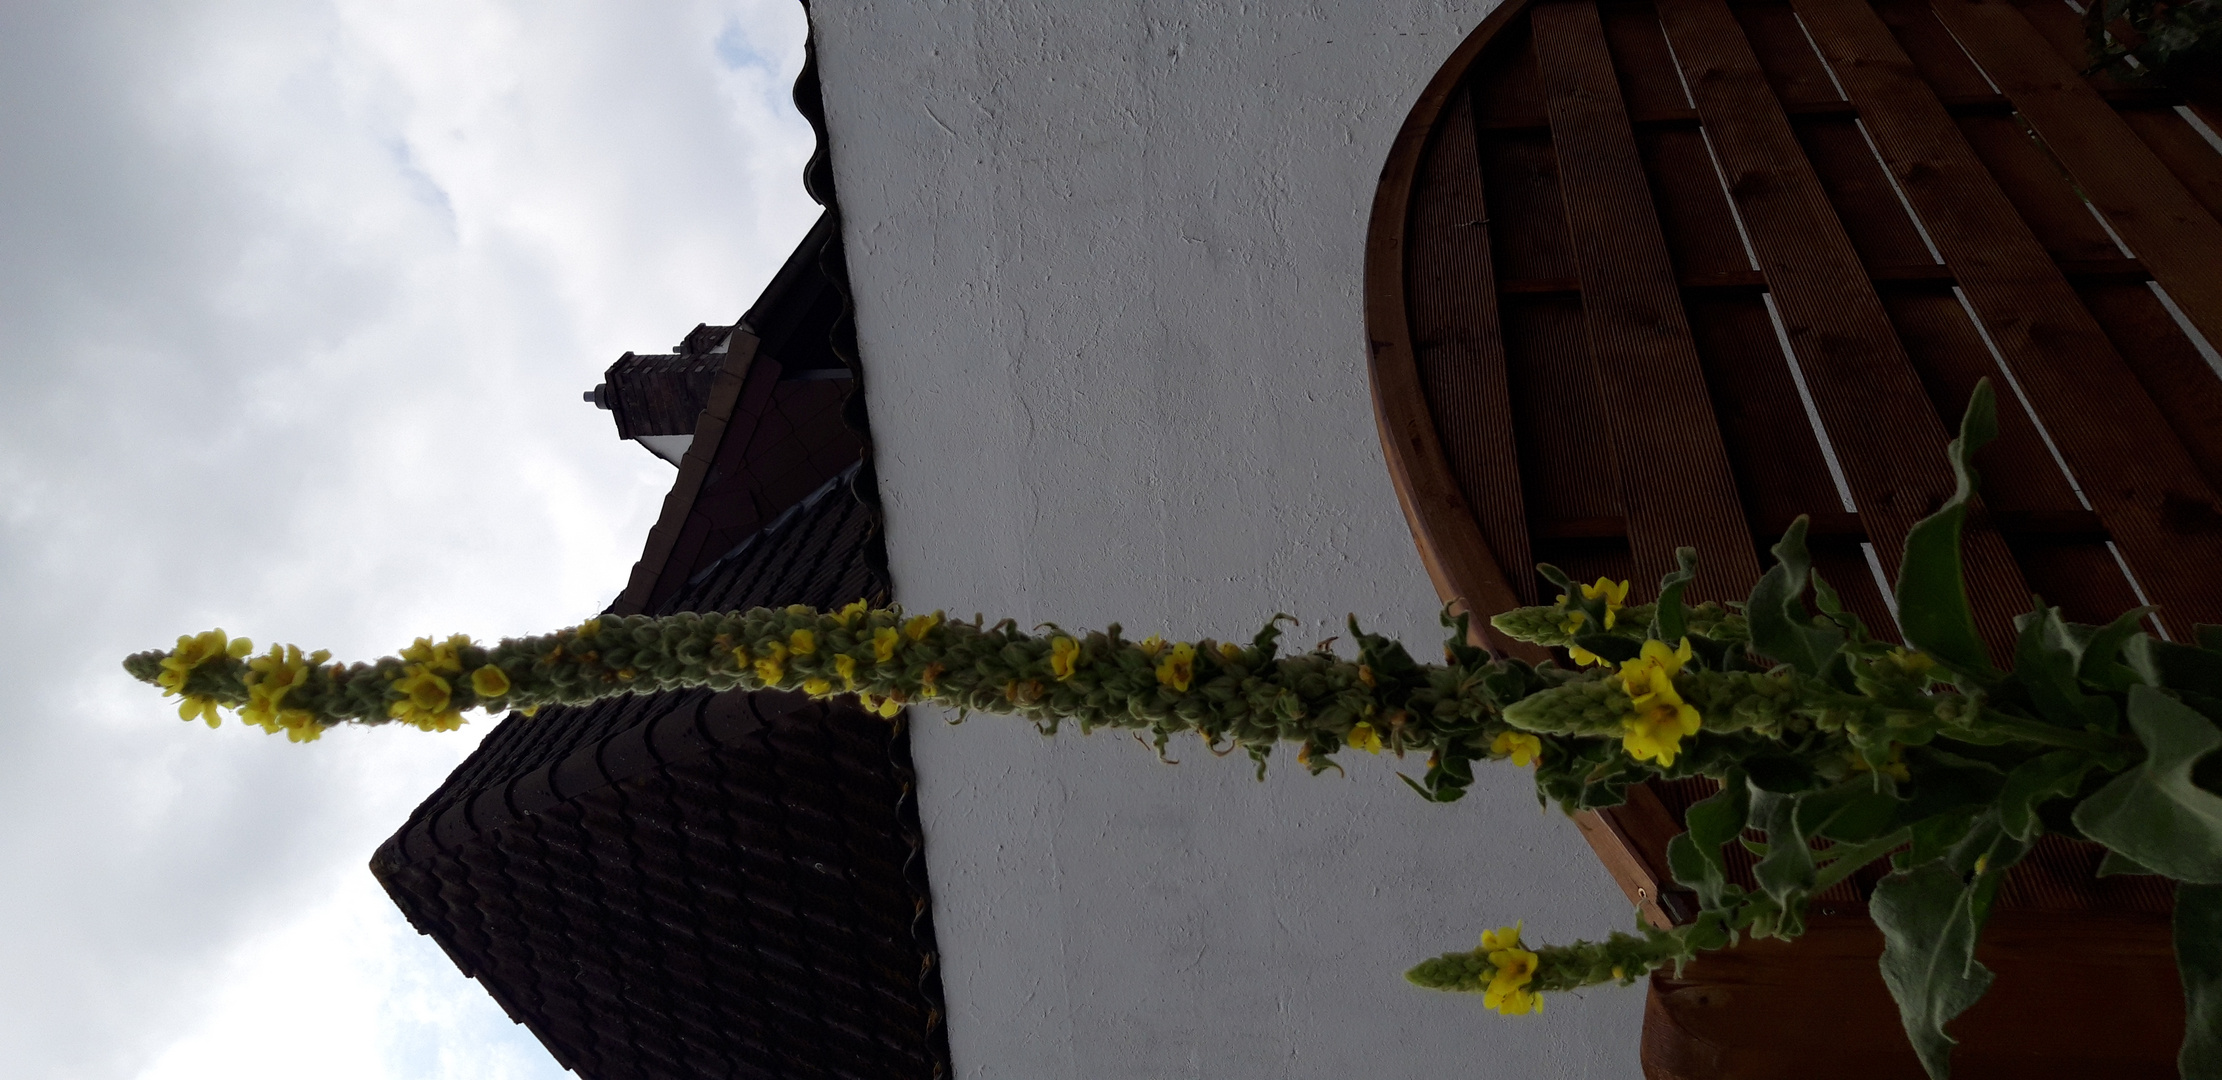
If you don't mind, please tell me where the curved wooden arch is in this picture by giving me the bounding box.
[1362,0,1540,661]
[1363,0,2218,1073]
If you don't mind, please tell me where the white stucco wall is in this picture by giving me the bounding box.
[810,4,1644,1077]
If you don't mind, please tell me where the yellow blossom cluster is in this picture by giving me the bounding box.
[155,629,254,727]
[1617,638,1701,767]
[1559,578,1629,667]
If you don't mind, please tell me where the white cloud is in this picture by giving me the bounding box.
[0,1,818,1077]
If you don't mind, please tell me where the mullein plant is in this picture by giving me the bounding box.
[127,382,2222,1080]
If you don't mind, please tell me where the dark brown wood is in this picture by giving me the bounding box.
[1362,0,1543,656]
[1798,0,2222,636]
[1406,92,1539,609]
[1655,0,2030,653]
[1643,912,2182,1079]
[1530,0,1764,601]
[1928,0,2222,351]
[1366,3,2213,1075]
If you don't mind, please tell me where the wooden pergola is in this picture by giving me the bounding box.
[1364,0,2220,1074]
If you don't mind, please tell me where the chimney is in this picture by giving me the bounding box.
[586,326,734,465]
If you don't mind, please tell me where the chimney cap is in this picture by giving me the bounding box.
[585,384,611,409]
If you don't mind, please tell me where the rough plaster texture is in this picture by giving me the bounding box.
[810,3,1644,1077]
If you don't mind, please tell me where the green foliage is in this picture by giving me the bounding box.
[129,379,2222,1076]
[2072,686,2222,884]
[2087,0,2222,90]
[2177,884,2222,1080]
[1894,380,1999,685]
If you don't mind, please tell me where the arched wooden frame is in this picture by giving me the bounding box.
[1365,0,2217,1073]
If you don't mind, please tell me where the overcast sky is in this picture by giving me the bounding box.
[0,2,818,1077]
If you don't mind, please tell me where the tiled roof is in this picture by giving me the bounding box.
[372,475,947,1080]
[371,31,945,1076]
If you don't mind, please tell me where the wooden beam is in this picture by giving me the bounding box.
[1530,0,1765,601]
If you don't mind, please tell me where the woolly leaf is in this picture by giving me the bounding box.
[1650,547,1699,644]
[1745,518,1841,676]
[1894,381,1999,684]
[2072,685,2222,884]
[1995,750,2098,843]
[2175,883,2222,1080]
[2010,604,2117,731]
[1666,776,1749,913]
[1872,861,1993,1080]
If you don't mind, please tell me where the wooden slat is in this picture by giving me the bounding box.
[1406,92,1538,607]
[1473,29,1630,590]
[2079,282,2222,492]
[1654,0,2030,650]
[1529,0,1764,601]
[1362,0,1545,658]
[1796,0,2222,635]
[1928,0,2222,351]
[2121,108,2222,222]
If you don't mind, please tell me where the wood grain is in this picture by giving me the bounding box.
[1928,0,2222,352]
[1798,0,2222,635]
[1530,0,1764,601]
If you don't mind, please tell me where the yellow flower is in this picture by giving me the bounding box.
[1491,731,1543,768]
[389,663,462,731]
[242,644,328,738]
[903,612,942,642]
[803,677,834,696]
[920,663,944,698]
[1481,922,1544,1016]
[177,695,223,728]
[400,635,470,674]
[1567,644,1608,667]
[1618,637,1694,697]
[1622,678,1702,767]
[858,693,902,719]
[1583,578,1631,629]
[576,618,602,639]
[1050,636,1081,681]
[471,665,511,699]
[1347,722,1384,754]
[873,627,900,663]
[1357,665,1376,688]
[753,641,788,685]
[731,644,751,667]
[156,629,253,697]
[1219,642,1244,663]
[837,599,870,626]
[789,629,817,656]
[1139,635,1165,658]
[835,654,859,689]
[1155,642,1195,691]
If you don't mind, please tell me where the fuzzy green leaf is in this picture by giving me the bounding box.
[2175,883,2222,1080]
[1746,518,1841,676]
[2073,686,2222,883]
[1749,786,1816,937]
[2076,606,2155,695]
[2128,634,2222,699]
[1651,548,1699,644]
[2011,605,2118,731]
[1996,750,2098,842]
[1894,381,2000,684]
[1667,776,1749,913]
[1872,861,1995,1080]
